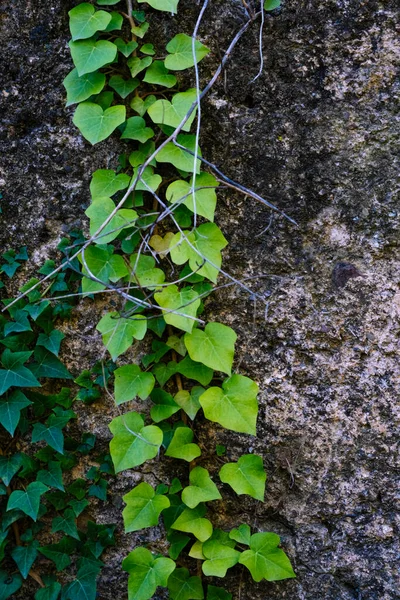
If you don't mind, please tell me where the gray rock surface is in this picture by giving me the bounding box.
[0,0,399,599]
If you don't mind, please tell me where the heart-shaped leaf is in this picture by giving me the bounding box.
[156,134,201,173]
[182,467,221,508]
[0,570,22,599]
[148,89,197,132]
[69,3,111,41]
[184,322,236,375]
[90,169,130,198]
[97,311,147,360]
[167,568,204,600]
[129,253,165,288]
[173,387,203,420]
[239,532,295,581]
[114,38,138,57]
[166,173,219,221]
[169,223,228,283]
[114,364,155,404]
[121,116,154,143]
[73,102,126,145]
[85,197,137,244]
[63,69,106,106]
[202,540,240,577]
[137,0,179,11]
[199,375,259,435]
[7,481,48,521]
[143,61,177,88]
[69,39,117,76]
[123,482,170,532]
[150,389,180,423]
[154,285,200,333]
[149,232,174,257]
[109,75,140,99]
[109,411,162,473]
[123,547,175,600]
[0,390,31,436]
[165,33,209,70]
[171,505,212,542]
[219,455,266,501]
[165,427,201,462]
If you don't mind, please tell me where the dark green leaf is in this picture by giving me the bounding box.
[11,541,39,579]
[51,509,80,540]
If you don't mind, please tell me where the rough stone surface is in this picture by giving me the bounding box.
[0,1,399,599]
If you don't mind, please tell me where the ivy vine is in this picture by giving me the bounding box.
[3,0,295,598]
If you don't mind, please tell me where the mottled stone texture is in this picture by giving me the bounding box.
[0,0,399,599]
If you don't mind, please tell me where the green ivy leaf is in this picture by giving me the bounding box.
[129,140,156,167]
[0,349,40,395]
[97,311,147,360]
[34,582,62,600]
[156,134,201,173]
[264,0,281,10]
[97,0,121,4]
[51,508,80,540]
[114,38,138,58]
[36,461,64,491]
[129,253,165,288]
[150,389,180,422]
[69,498,89,517]
[166,173,218,221]
[182,467,221,509]
[73,102,126,145]
[68,3,111,41]
[167,531,190,560]
[165,33,209,70]
[167,568,204,600]
[123,482,170,532]
[38,537,76,571]
[177,356,213,386]
[122,547,176,600]
[80,245,129,294]
[229,524,251,546]
[121,116,155,143]
[85,197,137,244]
[154,285,200,333]
[114,364,155,404]
[30,347,72,380]
[61,560,102,600]
[0,390,31,436]
[219,455,266,501]
[148,89,197,132]
[165,427,201,462]
[90,169,130,199]
[0,453,22,486]
[109,411,162,473]
[239,532,295,581]
[11,541,39,579]
[171,505,212,542]
[143,61,177,88]
[131,165,162,192]
[152,361,178,387]
[202,540,240,577]
[64,69,105,107]
[131,22,149,39]
[69,40,117,76]
[37,330,65,356]
[7,481,48,521]
[207,585,232,600]
[184,323,236,376]
[32,421,64,454]
[127,56,152,78]
[173,387,203,420]
[109,75,140,99]
[104,11,123,32]
[189,540,205,560]
[137,0,179,11]
[35,582,62,600]
[130,95,157,117]
[199,375,259,435]
[0,571,22,599]
[170,223,228,283]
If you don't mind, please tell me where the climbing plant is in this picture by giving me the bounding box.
[5,0,294,598]
[0,248,116,599]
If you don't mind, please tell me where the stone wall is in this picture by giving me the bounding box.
[0,1,399,598]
